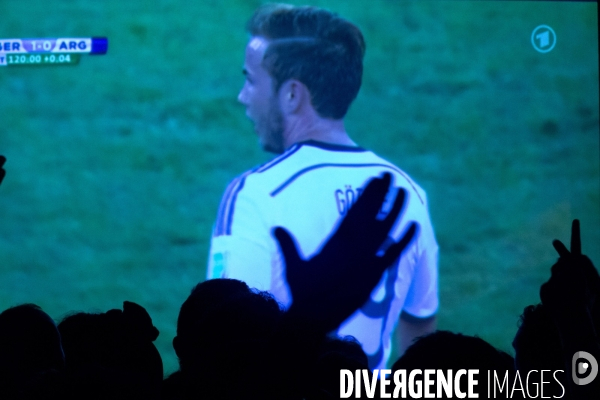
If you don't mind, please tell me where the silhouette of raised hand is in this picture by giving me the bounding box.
[539,221,600,400]
[541,219,600,317]
[274,172,418,333]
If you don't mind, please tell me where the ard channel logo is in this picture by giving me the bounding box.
[339,352,597,399]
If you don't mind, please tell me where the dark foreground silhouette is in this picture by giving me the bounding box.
[1,169,598,399]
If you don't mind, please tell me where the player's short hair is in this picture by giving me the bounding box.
[247,3,366,119]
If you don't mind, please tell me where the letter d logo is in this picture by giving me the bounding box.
[572,351,598,385]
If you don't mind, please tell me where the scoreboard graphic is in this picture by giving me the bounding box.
[0,37,107,66]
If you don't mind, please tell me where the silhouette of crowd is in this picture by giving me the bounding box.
[1,157,598,399]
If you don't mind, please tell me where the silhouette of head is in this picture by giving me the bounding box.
[58,301,163,391]
[0,303,65,375]
[310,335,368,398]
[513,304,563,371]
[393,331,514,398]
[174,279,283,370]
[173,279,284,397]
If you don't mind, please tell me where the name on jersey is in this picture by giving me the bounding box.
[335,185,364,215]
[335,184,396,216]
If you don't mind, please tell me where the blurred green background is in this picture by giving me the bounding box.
[1,0,598,375]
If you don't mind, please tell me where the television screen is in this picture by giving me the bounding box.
[1,0,598,375]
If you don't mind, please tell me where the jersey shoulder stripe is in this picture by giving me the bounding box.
[214,168,255,237]
[214,145,302,237]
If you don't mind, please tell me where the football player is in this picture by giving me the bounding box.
[207,4,438,369]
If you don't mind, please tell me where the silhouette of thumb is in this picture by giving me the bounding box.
[274,227,303,270]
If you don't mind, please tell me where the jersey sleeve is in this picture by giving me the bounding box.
[401,193,439,319]
[207,177,274,293]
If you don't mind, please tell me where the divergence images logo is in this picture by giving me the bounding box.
[572,351,598,386]
[531,25,556,53]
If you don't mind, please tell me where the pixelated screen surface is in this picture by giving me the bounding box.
[0,0,598,374]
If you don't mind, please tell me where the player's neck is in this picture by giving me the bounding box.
[284,117,356,149]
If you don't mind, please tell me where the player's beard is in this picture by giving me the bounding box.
[258,96,285,154]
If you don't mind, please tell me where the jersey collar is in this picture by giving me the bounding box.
[297,140,367,152]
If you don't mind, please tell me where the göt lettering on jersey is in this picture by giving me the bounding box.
[335,184,398,216]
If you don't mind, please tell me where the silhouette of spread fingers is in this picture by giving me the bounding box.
[380,222,418,267]
[570,219,581,256]
[382,187,406,230]
[552,240,570,258]
[349,173,392,221]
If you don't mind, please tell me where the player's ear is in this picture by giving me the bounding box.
[278,79,305,115]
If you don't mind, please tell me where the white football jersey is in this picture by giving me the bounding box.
[208,140,438,369]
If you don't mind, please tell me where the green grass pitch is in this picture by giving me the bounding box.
[0,0,598,375]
